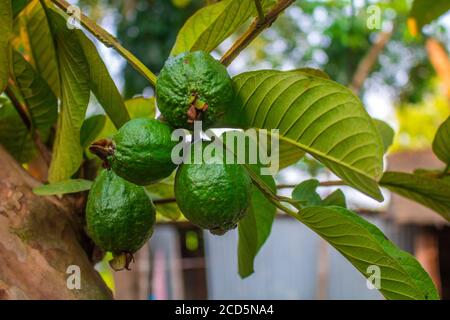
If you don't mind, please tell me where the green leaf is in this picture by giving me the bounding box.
[92,97,156,144]
[230,70,385,201]
[12,0,29,17]
[292,179,322,207]
[0,97,35,163]
[298,206,439,300]
[380,171,450,221]
[77,32,130,129]
[125,97,156,119]
[0,0,12,93]
[171,0,274,55]
[295,68,330,79]
[373,118,394,154]
[432,116,450,165]
[322,189,347,208]
[12,50,58,140]
[80,114,106,149]
[410,0,450,29]
[21,0,60,97]
[33,179,93,196]
[47,9,90,183]
[238,165,276,278]
[146,176,181,221]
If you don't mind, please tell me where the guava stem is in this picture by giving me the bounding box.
[109,252,135,271]
[89,139,115,160]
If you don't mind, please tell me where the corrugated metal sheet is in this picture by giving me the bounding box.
[204,215,416,300]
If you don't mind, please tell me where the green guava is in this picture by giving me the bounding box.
[156,51,234,129]
[86,170,156,270]
[90,118,178,186]
[174,143,252,235]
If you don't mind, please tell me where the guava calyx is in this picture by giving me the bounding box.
[89,139,115,168]
[109,252,135,271]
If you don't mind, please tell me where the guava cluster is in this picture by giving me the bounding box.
[87,51,252,271]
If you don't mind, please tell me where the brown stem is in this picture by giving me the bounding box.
[220,0,295,66]
[277,180,346,189]
[153,197,177,205]
[48,0,157,86]
[5,85,52,167]
[5,86,31,130]
[349,29,393,95]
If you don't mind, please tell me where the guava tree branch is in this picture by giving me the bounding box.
[349,29,393,94]
[48,0,157,86]
[220,0,296,66]
[277,180,346,189]
[0,146,112,299]
[152,180,347,204]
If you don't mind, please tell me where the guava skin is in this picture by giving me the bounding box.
[108,118,178,185]
[86,170,156,255]
[174,148,252,235]
[156,51,234,129]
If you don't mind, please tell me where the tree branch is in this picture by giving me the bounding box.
[254,0,265,24]
[349,29,393,95]
[48,0,157,87]
[0,146,112,299]
[220,0,295,66]
[277,180,346,189]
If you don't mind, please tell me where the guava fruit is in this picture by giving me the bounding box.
[174,142,252,235]
[86,170,156,270]
[156,51,234,129]
[90,118,178,186]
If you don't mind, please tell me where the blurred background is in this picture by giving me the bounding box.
[76,0,450,299]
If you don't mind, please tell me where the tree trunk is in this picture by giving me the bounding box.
[0,146,112,299]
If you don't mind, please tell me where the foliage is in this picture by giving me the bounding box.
[1,0,449,299]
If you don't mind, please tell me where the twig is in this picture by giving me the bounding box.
[277,180,346,189]
[5,86,31,130]
[220,0,295,66]
[349,29,393,94]
[48,0,157,86]
[254,0,265,25]
[153,197,177,205]
[6,85,52,166]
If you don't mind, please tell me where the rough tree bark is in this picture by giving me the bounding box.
[0,146,112,299]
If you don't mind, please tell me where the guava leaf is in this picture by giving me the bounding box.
[146,175,181,221]
[12,51,58,141]
[322,189,346,208]
[432,116,450,165]
[77,32,130,129]
[292,179,322,207]
[125,97,156,119]
[229,70,385,201]
[0,0,12,93]
[20,0,61,97]
[238,165,276,278]
[47,10,91,183]
[410,0,450,29]
[171,0,274,55]
[373,118,394,154]
[380,171,450,221]
[80,114,106,149]
[33,179,93,196]
[298,206,439,300]
[0,97,36,163]
[12,0,29,17]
